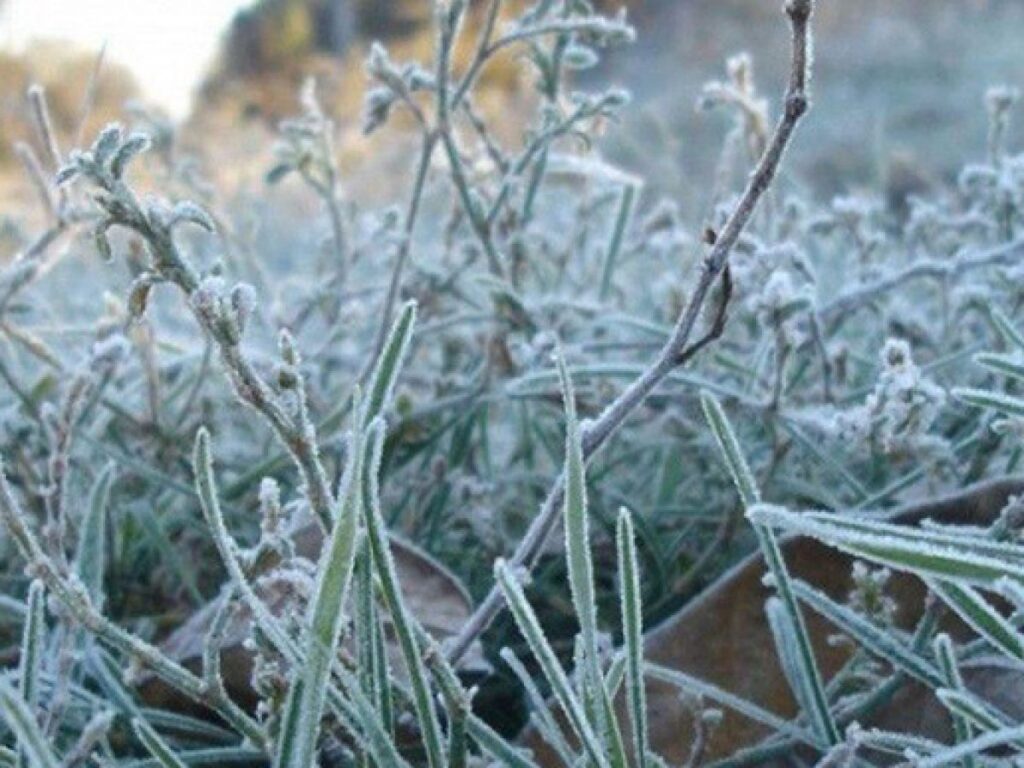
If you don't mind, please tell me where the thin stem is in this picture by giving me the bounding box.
[0,461,266,747]
[446,0,814,664]
[368,132,437,375]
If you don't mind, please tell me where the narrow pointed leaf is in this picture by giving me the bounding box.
[974,352,1024,383]
[791,578,943,687]
[702,393,838,745]
[0,674,59,768]
[495,561,610,768]
[364,301,416,426]
[930,580,1024,660]
[555,352,607,751]
[617,509,648,768]
[276,416,365,768]
[133,718,189,768]
[644,662,819,748]
[75,462,115,608]
[953,387,1024,419]
[750,504,1024,588]
[361,419,446,768]
[932,635,975,768]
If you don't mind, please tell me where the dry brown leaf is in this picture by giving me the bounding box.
[522,477,1024,765]
[140,524,486,713]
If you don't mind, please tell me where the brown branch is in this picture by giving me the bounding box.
[445,0,815,664]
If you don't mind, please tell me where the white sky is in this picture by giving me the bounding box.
[0,0,252,119]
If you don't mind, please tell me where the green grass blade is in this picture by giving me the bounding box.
[617,509,648,768]
[973,351,1024,382]
[0,674,60,768]
[765,596,833,745]
[790,579,943,688]
[361,419,446,768]
[364,300,416,427]
[953,387,1024,419]
[700,392,759,507]
[500,648,576,766]
[930,580,1024,660]
[644,662,818,748]
[987,305,1024,351]
[15,580,44,768]
[467,717,543,768]
[702,393,838,746]
[750,504,1024,588]
[936,688,1018,742]
[555,352,608,750]
[914,725,1024,767]
[133,718,189,768]
[75,462,115,608]
[495,560,610,768]
[275,414,365,768]
[932,634,975,768]
[17,581,44,711]
[599,183,637,301]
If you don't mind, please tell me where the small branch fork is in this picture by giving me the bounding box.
[446,0,815,664]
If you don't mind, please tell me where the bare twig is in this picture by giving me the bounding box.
[819,237,1024,327]
[0,461,265,746]
[446,0,815,664]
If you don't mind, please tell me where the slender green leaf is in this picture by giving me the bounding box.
[75,462,115,607]
[953,387,1024,419]
[791,578,943,688]
[0,674,59,768]
[702,393,838,745]
[930,580,1024,660]
[556,351,609,753]
[987,305,1024,351]
[750,504,1024,588]
[361,419,446,768]
[936,688,1017,740]
[644,662,818,748]
[276,414,365,768]
[17,581,44,712]
[500,648,576,766]
[974,351,1024,383]
[495,561,610,768]
[932,635,975,767]
[364,300,416,427]
[15,581,44,768]
[700,392,759,507]
[133,718,189,768]
[599,183,637,300]
[915,725,1024,767]
[617,509,648,768]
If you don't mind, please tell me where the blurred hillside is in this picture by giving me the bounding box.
[0,44,138,166]
[601,0,1024,206]
[185,0,1023,204]
[0,0,1019,212]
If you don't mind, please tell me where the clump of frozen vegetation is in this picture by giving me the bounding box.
[1,0,1024,765]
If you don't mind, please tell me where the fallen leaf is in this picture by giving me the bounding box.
[522,476,1024,765]
[140,525,486,713]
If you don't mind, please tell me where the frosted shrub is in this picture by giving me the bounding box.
[1,0,1024,765]
[831,338,949,463]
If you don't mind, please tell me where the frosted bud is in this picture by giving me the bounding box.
[127,274,158,323]
[986,85,1020,116]
[259,478,283,534]
[91,123,124,166]
[190,276,227,330]
[278,329,300,367]
[230,283,257,336]
[881,338,910,369]
[91,334,130,368]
